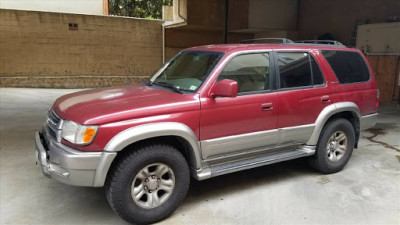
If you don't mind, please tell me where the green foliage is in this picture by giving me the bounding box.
[109,0,172,19]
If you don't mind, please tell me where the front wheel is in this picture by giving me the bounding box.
[105,144,190,224]
[308,118,355,174]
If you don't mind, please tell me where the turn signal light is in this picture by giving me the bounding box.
[83,127,96,143]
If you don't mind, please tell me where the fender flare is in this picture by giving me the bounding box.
[307,102,361,146]
[104,122,202,169]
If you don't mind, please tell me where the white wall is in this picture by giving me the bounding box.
[0,0,104,15]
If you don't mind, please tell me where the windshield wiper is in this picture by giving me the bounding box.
[152,81,183,94]
[144,79,153,86]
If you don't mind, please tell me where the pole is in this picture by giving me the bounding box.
[223,0,229,43]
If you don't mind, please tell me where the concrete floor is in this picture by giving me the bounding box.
[1,88,399,225]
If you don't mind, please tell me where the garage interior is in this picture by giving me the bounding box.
[1,0,400,224]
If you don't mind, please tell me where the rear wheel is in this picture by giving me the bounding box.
[308,118,355,174]
[105,144,190,224]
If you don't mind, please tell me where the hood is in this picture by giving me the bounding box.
[52,84,198,125]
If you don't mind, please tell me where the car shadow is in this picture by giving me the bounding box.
[35,158,316,224]
[184,158,316,204]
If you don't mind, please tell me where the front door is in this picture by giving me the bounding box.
[200,52,278,160]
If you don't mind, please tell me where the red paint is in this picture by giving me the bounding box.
[51,44,378,152]
[200,92,278,140]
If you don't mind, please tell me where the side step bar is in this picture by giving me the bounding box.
[195,146,315,180]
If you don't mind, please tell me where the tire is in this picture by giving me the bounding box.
[308,118,355,174]
[105,144,190,224]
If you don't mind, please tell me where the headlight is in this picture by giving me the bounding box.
[61,120,99,145]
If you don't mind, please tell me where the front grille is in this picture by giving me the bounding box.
[47,126,57,139]
[46,109,62,140]
[47,110,62,127]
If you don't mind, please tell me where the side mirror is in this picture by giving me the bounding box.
[213,79,238,98]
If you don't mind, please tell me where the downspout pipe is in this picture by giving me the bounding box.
[223,0,229,43]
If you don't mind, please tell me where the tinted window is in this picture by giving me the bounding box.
[321,50,370,84]
[218,53,270,93]
[278,52,324,88]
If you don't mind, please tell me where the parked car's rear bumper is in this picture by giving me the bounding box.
[35,128,116,187]
[360,113,378,130]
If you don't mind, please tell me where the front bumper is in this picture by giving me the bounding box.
[35,127,117,187]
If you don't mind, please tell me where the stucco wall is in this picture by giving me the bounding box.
[0,9,163,88]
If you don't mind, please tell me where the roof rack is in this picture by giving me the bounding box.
[238,38,347,47]
[293,40,346,47]
[239,38,294,44]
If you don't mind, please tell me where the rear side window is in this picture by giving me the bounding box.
[277,52,324,89]
[321,50,370,84]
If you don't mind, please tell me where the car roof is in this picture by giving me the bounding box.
[186,44,357,54]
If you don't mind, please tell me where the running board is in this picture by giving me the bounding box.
[194,146,315,180]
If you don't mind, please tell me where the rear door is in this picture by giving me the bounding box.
[274,50,332,145]
[319,50,377,115]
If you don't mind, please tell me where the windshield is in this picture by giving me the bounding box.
[149,51,223,93]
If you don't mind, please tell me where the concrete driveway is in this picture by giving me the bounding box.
[1,88,399,225]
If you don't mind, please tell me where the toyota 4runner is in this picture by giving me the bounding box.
[35,39,378,224]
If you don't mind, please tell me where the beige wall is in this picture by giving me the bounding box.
[0,0,105,15]
[298,0,400,44]
[357,23,400,53]
[0,9,163,88]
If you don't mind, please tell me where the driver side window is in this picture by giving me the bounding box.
[217,53,270,93]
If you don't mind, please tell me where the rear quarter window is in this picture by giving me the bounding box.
[321,50,370,84]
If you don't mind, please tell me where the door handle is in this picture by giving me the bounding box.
[321,95,331,103]
[261,103,273,111]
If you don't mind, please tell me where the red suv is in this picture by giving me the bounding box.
[35,39,378,224]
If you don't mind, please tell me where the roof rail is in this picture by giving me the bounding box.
[293,40,346,47]
[240,38,294,44]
